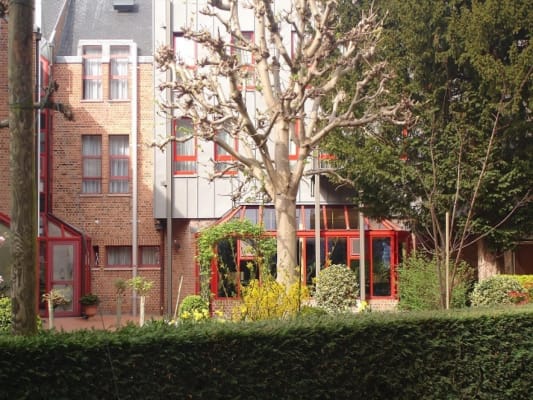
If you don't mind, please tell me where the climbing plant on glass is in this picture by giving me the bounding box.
[197,219,276,301]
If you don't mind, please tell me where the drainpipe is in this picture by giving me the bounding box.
[164,0,174,315]
[359,206,366,301]
[131,43,139,316]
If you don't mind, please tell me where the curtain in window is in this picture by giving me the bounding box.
[83,47,102,100]
[108,247,132,266]
[141,247,160,265]
[82,135,102,193]
[173,119,196,173]
[110,47,129,99]
[109,135,129,193]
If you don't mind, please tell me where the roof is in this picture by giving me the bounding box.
[49,0,153,57]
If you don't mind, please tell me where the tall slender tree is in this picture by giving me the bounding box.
[8,0,38,335]
[155,0,410,287]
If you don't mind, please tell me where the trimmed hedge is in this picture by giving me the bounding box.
[0,306,532,399]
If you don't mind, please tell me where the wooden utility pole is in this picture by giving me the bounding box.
[8,0,38,335]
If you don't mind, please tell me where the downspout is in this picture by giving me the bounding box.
[165,0,173,316]
[131,43,139,316]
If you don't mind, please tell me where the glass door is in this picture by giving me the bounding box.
[49,241,80,316]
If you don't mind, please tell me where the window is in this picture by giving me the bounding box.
[214,130,237,174]
[109,135,130,193]
[214,238,268,298]
[173,118,197,174]
[140,246,160,267]
[174,32,196,66]
[82,46,102,100]
[82,135,102,193]
[235,31,255,90]
[319,152,335,169]
[289,119,301,162]
[372,238,391,296]
[110,46,129,100]
[107,246,132,267]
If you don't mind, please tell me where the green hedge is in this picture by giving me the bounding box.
[0,307,532,399]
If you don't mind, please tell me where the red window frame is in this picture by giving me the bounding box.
[106,246,132,268]
[82,46,102,100]
[215,130,238,175]
[81,135,102,193]
[173,118,197,175]
[109,135,130,193]
[140,246,160,268]
[109,46,129,100]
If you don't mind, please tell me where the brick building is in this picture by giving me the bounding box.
[1,0,165,316]
[1,0,413,317]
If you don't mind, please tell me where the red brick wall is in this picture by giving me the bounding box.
[52,59,162,314]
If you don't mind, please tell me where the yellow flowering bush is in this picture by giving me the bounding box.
[178,295,210,323]
[232,277,309,321]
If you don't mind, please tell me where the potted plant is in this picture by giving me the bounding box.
[79,293,100,318]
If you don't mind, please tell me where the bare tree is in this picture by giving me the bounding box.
[155,0,409,287]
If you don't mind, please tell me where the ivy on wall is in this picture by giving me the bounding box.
[196,219,276,301]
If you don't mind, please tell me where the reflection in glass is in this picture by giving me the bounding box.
[53,244,73,281]
[217,239,237,297]
[327,237,347,266]
[372,238,391,296]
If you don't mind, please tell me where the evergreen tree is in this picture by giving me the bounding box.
[326,0,532,305]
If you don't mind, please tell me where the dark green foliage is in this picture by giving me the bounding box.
[315,264,359,313]
[328,0,532,254]
[1,307,531,399]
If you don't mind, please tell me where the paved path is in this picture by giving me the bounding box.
[44,314,162,332]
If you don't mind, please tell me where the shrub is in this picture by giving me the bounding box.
[398,254,440,310]
[0,296,10,333]
[178,295,209,322]
[233,277,309,321]
[398,254,473,310]
[470,275,527,307]
[298,305,328,318]
[315,264,359,313]
[0,297,43,334]
[501,275,533,299]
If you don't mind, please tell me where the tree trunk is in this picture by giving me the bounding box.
[8,0,38,335]
[274,193,298,287]
[116,296,123,328]
[139,296,146,327]
[477,238,499,281]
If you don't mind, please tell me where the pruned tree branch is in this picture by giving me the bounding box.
[0,79,74,128]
